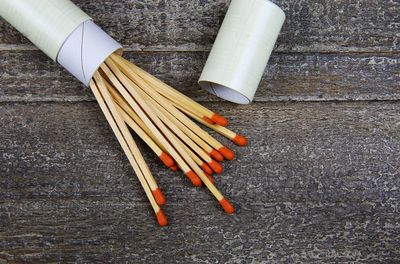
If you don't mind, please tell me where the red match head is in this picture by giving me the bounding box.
[219,198,235,214]
[232,134,247,146]
[159,152,175,168]
[170,165,179,172]
[200,163,214,175]
[218,147,235,161]
[208,160,223,174]
[203,116,216,125]
[186,170,202,187]
[156,210,168,227]
[152,188,166,206]
[209,149,224,162]
[211,114,228,127]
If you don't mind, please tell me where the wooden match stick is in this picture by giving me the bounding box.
[176,104,247,146]
[113,67,235,214]
[109,88,180,173]
[107,84,165,148]
[90,74,167,226]
[115,93,212,175]
[104,57,234,213]
[116,104,175,169]
[94,73,166,207]
[101,59,202,187]
[111,55,233,161]
[159,120,214,176]
[114,95,179,173]
[132,82,224,174]
[110,53,229,127]
[101,55,235,214]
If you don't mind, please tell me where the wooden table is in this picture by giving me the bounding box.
[1,1,399,262]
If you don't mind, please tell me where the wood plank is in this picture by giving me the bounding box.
[1,101,399,261]
[0,0,398,52]
[1,51,399,103]
[1,199,398,262]
[1,101,399,203]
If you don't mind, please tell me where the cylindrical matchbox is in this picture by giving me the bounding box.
[198,0,285,104]
[0,0,122,86]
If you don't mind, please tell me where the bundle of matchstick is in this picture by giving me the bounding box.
[90,53,247,226]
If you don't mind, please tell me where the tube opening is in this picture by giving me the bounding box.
[199,81,251,104]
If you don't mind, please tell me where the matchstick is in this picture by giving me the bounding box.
[101,59,202,187]
[104,57,235,213]
[132,82,224,174]
[116,103,176,170]
[90,75,167,226]
[111,55,233,161]
[111,54,229,126]
[176,104,247,146]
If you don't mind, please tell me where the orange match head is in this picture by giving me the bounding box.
[219,198,235,214]
[211,113,228,127]
[156,210,168,227]
[186,170,202,187]
[209,149,224,162]
[200,163,213,175]
[232,134,247,146]
[218,147,235,161]
[205,173,215,185]
[202,116,216,125]
[208,160,223,174]
[159,152,175,168]
[152,188,166,206]
[170,165,179,172]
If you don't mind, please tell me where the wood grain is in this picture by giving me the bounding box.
[1,51,399,103]
[1,199,398,263]
[1,101,399,202]
[1,0,399,262]
[0,0,398,52]
[0,101,399,262]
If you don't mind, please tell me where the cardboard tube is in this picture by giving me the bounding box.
[198,0,285,104]
[57,20,122,86]
[0,0,90,60]
[0,0,122,86]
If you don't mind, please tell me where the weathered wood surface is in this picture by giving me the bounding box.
[1,51,399,102]
[1,0,399,262]
[1,102,399,262]
[0,0,399,52]
[2,102,400,201]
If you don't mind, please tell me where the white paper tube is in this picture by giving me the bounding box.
[0,0,90,60]
[0,0,122,86]
[57,20,122,85]
[198,0,285,104]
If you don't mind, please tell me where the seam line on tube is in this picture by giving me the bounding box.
[55,18,92,62]
[211,84,217,95]
[80,22,87,83]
